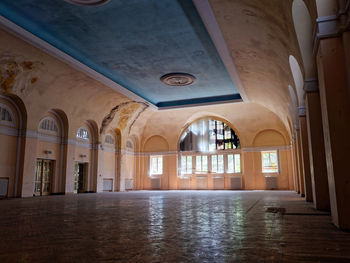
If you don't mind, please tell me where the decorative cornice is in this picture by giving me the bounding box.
[242,145,292,152]
[0,125,18,137]
[303,78,319,93]
[298,106,306,117]
[37,133,61,144]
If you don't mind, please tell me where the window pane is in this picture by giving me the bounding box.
[187,156,192,174]
[218,155,224,173]
[212,155,217,173]
[262,151,278,173]
[181,156,186,174]
[227,154,234,173]
[234,154,241,173]
[196,156,201,172]
[151,157,157,174]
[202,156,208,172]
[158,157,162,174]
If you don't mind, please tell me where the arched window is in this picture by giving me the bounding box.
[76,127,89,141]
[180,118,240,152]
[0,104,15,126]
[38,117,58,135]
[179,118,241,176]
[126,140,133,150]
[105,134,115,145]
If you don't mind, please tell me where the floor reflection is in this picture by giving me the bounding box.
[0,191,350,262]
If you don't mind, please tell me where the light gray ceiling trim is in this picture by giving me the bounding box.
[192,0,249,102]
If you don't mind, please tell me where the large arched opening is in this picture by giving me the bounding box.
[178,117,241,190]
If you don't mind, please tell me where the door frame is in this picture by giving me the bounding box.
[34,158,55,196]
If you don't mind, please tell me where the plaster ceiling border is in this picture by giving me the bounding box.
[192,0,249,102]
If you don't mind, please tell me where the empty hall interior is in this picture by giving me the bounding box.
[0,0,350,262]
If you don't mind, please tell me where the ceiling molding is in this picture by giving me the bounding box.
[192,0,249,102]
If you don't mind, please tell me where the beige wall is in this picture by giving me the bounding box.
[0,24,297,195]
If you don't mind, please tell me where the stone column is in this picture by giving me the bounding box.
[315,5,350,229]
[64,140,76,194]
[304,79,330,210]
[296,127,305,197]
[292,136,301,193]
[298,107,313,202]
[21,131,38,197]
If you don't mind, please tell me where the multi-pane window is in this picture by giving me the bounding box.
[39,118,58,133]
[181,156,192,174]
[150,156,163,175]
[262,151,279,173]
[0,105,14,126]
[76,127,89,140]
[196,155,208,174]
[105,134,114,145]
[180,118,240,152]
[227,154,241,173]
[211,154,224,173]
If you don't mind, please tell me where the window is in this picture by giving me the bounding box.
[105,134,114,145]
[0,104,14,126]
[227,154,241,173]
[262,151,279,173]
[76,127,89,140]
[181,156,192,174]
[196,155,208,174]
[180,118,240,152]
[150,156,163,176]
[39,117,58,134]
[211,154,224,173]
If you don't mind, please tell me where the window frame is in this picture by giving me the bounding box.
[76,127,90,141]
[195,155,208,174]
[211,154,224,174]
[261,150,279,174]
[149,155,163,177]
[227,153,241,174]
[0,103,16,127]
[38,116,59,136]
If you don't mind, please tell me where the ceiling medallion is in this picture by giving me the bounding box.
[160,73,196,86]
[64,0,110,6]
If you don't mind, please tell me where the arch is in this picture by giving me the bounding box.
[35,109,69,195]
[85,120,99,144]
[144,135,169,152]
[292,0,314,78]
[178,117,240,152]
[289,55,304,107]
[0,93,27,197]
[252,129,287,147]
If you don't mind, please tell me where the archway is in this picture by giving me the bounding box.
[0,94,27,197]
[178,117,241,190]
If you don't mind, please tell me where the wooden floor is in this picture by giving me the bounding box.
[0,191,349,262]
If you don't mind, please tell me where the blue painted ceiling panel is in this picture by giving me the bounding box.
[0,0,241,107]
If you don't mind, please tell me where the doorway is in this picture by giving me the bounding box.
[74,162,88,193]
[34,159,55,196]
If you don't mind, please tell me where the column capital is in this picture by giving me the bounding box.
[298,106,306,117]
[304,78,319,93]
